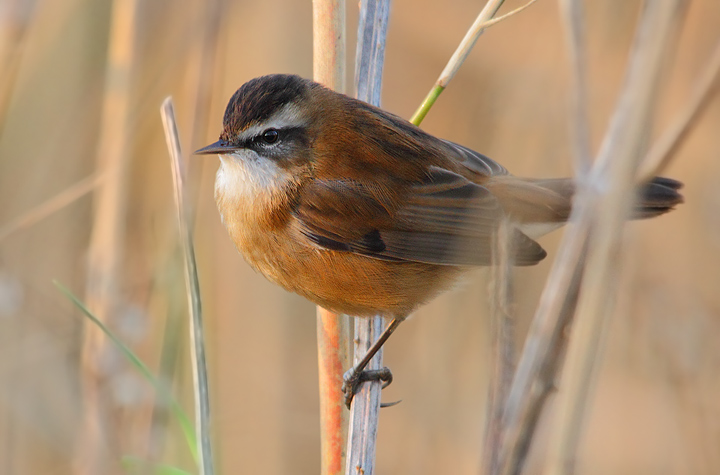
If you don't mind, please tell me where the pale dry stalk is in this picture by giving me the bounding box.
[161,98,215,475]
[345,2,390,474]
[483,219,517,475]
[544,2,687,473]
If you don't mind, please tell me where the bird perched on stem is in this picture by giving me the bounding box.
[196,74,683,406]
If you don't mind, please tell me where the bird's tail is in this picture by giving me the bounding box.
[632,176,684,219]
[485,175,684,239]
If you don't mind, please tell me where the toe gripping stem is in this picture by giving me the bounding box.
[343,318,402,408]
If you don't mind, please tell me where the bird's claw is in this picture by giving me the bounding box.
[342,367,393,409]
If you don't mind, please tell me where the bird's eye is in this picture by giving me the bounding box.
[261,128,279,144]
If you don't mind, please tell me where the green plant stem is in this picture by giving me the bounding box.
[410,84,445,126]
[410,0,538,126]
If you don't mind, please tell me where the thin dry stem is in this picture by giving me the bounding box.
[544,3,687,473]
[317,308,351,475]
[638,37,720,181]
[499,2,689,474]
[312,2,349,473]
[435,0,537,86]
[345,1,390,474]
[498,215,590,475]
[437,0,505,87]
[161,98,215,475]
[353,0,390,102]
[411,0,536,125]
[483,219,516,475]
[148,1,224,461]
[346,317,386,475]
[313,0,346,92]
[473,0,539,33]
[559,0,592,177]
[0,173,103,242]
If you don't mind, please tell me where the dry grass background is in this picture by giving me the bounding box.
[0,0,718,474]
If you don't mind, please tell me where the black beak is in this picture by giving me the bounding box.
[194,139,240,155]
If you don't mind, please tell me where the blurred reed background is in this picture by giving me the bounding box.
[0,0,718,474]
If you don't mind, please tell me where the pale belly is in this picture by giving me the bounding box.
[228,221,463,318]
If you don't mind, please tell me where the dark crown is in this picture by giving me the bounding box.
[220,74,315,141]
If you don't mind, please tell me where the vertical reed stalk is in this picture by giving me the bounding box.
[161,98,215,475]
[483,219,516,475]
[149,0,223,462]
[345,2,390,474]
[558,0,591,177]
[312,3,349,473]
[346,317,386,475]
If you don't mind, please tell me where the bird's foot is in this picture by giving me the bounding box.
[342,366,393,409]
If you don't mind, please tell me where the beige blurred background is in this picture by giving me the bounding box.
[0,0,718,474]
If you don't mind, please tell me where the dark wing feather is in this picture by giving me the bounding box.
[295,166,546,266]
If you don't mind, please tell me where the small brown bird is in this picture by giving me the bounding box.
[196,74,682,404]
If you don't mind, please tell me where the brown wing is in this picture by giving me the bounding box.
[294,166,546,266]
[441,140,510,177]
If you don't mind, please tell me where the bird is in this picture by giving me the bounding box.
[195,73,683,406]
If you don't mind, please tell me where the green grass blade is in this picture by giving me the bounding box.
[54,280,199,463]
[122,456,195,475]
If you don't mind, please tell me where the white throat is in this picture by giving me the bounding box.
[214,151,292,205]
